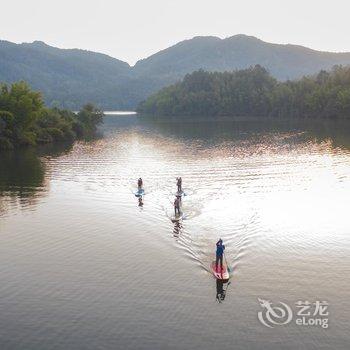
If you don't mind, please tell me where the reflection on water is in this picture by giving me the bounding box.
[0,148,46,216]
[0,143,73,216]
[216,280,230,303]
[1,116,350,350]
[142,116,350,150]
[173,221,183,239]
[0,149,44,195]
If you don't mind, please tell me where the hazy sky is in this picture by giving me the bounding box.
[2,0,350,65]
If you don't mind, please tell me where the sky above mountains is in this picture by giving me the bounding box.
[2,0,350,65]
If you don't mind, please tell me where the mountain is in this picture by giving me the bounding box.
[133,35,350,92]
[0,40,133,109]
[1,35,350,109]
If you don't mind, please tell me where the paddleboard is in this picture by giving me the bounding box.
[175,190,186,197]
[171,212,183,222]
[211,261,230,280]
[134,188,144,197]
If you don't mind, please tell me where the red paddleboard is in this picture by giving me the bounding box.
[211,261,230,280]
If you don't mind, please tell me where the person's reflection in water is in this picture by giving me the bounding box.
[173,221,183,239]
[216,279,230,303]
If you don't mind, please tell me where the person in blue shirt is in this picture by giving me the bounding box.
[216,239,225,271]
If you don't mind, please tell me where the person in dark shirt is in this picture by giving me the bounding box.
[216,239,225,271]
[174,197,181,216]
[138,178,143,189]
[176,177,182,193]
[176,193,182,203]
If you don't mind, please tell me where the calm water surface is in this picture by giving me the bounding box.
[1,116,350,350]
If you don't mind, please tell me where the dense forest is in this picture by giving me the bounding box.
[137,65,350,119]
[0,82,103,150]
[2,36,350,109]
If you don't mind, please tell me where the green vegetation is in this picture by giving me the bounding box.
[137,65,350,119]
[0,81,103,150]
[2,36,350,109]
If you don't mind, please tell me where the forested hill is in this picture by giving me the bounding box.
[0,40,133,110]
[137,65,350,119]
[134,35,350,82]
[2,35,350,109]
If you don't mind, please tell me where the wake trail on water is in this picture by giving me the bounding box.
[175,211,260,275]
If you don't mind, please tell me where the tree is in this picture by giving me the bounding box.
[0,82,104,149]
[137,65,350,119]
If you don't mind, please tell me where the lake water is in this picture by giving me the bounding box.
[1,116,350,350]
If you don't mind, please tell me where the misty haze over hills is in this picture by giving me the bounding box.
[1,34,350,109]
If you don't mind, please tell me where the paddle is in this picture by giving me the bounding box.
[224,251,230,273]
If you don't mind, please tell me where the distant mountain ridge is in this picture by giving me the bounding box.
[1,35,350,109]
[0,39,132,109]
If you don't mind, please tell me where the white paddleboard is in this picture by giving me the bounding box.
[175,190,186,197]
[134,188,144,197]
[171,212,183,222]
